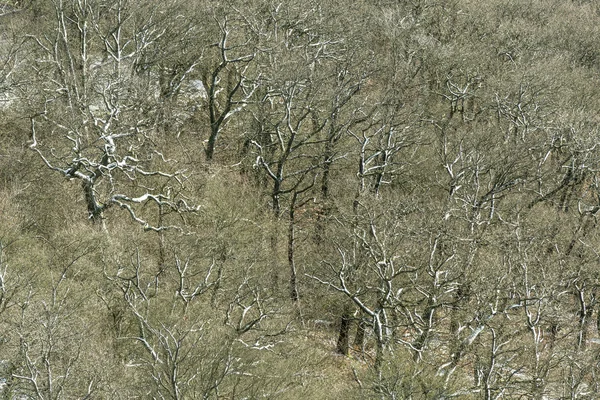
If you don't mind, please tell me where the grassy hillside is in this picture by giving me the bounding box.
[2,0,600,398]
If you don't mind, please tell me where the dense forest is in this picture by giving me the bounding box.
[2,0,600,398]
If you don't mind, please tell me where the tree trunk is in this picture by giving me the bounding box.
[336,303,352,355]
[205,124,218,162]
[270,227,280,289]
[353,317,366,353]
[211,246,227,307]
[82,180,103,224]
[288,203,299,302]
[413,300,436,361]
[576,288,595,350]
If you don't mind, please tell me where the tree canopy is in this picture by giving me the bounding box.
[1,0,600,398]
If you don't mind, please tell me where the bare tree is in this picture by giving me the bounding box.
[202,13,259,162]
[25,0,198,230]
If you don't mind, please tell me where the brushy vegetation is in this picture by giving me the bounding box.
[2,0,600,398]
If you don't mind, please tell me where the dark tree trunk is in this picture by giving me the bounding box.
[82,180,103,224]
[270,228,279,288]
[204,125,218,162]
[211,245,227,307]
[353,317,366,352]
[336,303,352,355]
[288,202,299,302]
